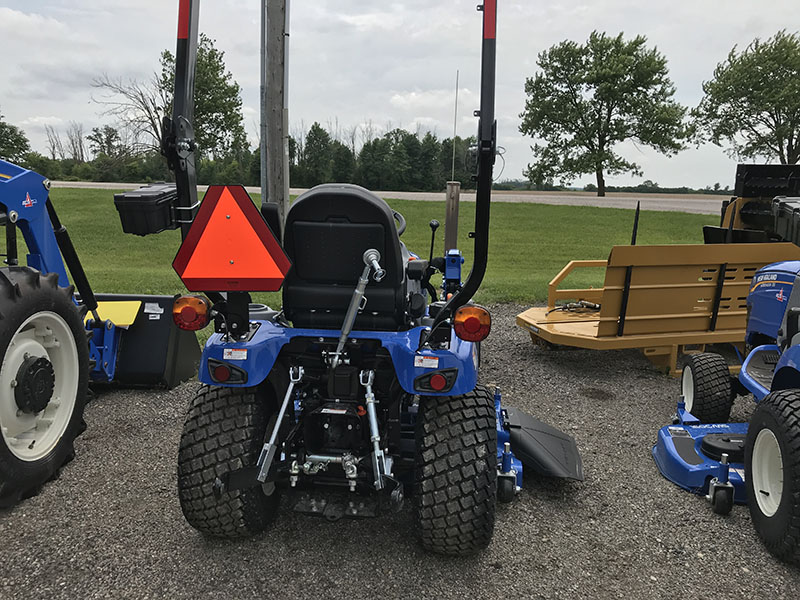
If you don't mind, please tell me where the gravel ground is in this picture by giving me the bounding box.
[1,303,798,599]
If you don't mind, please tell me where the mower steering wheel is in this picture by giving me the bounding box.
[393,210,407,236]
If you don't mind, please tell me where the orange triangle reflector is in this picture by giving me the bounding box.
[173,185,291,291]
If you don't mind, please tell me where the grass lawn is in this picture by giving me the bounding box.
[43,187,714,306]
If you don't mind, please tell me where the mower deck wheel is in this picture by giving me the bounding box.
[415,385,497,556]
[681,353,733,423]
[710,486,734,515]
[0,267,88,508]
[177,384,280,538]
[745,389,800,565]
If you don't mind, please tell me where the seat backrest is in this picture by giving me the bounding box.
[282,183,407,330]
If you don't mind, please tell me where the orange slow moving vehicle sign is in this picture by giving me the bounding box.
[172,185,291,291]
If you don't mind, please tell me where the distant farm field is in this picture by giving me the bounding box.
[44,187,713,306]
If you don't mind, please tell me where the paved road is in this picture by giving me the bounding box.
[52,181,723,215]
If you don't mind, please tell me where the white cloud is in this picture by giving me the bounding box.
[0,1,796,188]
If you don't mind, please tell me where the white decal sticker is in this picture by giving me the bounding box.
[414,355,439,369]
[148,314,160,320]
[144,302,164,314]
[321,408,348,415]
[223,348,248,361]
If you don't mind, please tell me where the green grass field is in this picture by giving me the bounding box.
[43,187,713,306]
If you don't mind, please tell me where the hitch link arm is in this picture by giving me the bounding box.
[331,249,384,369]
[256,366,304,482]
[360,369,390,490]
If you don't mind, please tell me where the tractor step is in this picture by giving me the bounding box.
[743,347,779,390]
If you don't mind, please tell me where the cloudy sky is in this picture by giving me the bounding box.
[0,1,794,188]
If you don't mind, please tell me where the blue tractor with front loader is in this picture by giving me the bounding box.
[0,161,200,508]
[111,0,582,555]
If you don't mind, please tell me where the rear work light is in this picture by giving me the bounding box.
[453,305,491,342]
[173,294,211,331]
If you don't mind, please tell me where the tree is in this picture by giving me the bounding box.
[65,122,87,162]
[0,110,31,164]
[519,31,688,196]
[87,125,123,158]
[93,33,247,159]
[693,30,800,165]
[159,34,248,159]
[302,122,332,186]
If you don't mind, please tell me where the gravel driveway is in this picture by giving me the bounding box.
[1,304,797,599]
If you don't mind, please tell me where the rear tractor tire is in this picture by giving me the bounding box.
[0,267,88,508]
[415,385,497,556]
[745,389,800,565]
[681,353,733,423]
[177,384,280,537]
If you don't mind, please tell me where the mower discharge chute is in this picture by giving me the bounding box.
[142,0,583,555]
[653,255,800,564]
[0,160,200,508]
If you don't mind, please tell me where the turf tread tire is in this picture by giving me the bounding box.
[415,385,497,556]
[0,267,88,508]
[745,389,800,565]
[683,353,733,423]
[177,384,279,538]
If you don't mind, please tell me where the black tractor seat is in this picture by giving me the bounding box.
[282,184,409,331]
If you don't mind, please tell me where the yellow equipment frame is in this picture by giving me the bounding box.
[516,242,800,376]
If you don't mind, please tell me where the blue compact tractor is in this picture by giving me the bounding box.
[654,244,800,564]
[116,0,583,555]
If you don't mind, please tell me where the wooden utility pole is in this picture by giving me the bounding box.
[445,181,460,251]
[264,0,291,223]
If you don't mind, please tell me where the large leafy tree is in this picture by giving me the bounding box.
[94,34,247,159]
[302,122,333,186]
[0,110,31,164]
[693,30,800,165]
[519,32,688,196]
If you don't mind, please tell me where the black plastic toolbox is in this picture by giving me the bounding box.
[114,183,178,236]
[772,196,800,246]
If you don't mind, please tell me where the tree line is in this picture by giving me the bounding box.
[1,29,798,197]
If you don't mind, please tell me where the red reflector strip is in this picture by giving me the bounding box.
[178,0,191,39]
[483,0,496,40]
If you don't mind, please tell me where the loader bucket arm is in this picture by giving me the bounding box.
[419,0,497,348]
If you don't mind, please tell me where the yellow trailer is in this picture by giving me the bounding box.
[516,242,800,375]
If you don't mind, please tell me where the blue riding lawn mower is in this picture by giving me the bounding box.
[654,254,800,565]
[117,0,582,556]
[0,159,200,508]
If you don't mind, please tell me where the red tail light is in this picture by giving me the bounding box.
[173,294,211,330]
[453,306,491,342]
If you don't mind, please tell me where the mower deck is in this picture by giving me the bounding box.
[652,407,748,504]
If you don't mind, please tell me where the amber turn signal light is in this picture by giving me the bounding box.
[173,294,211,331]
[453,305,491,342]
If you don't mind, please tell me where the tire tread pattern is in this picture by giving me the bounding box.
[177,385,278,538]
[686,353,733,423]
[746,389,800,564]
[415,385,497,555]
[0,267,87,508]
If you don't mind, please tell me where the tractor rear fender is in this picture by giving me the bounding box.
[199,321,478,396]
[771,345,800,394]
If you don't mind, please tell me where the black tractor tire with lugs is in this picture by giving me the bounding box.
[0,267,88,508]
[745,389,800,565]
[415,384,497,556]
[178,384,280,537]
[681,353,733,423]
